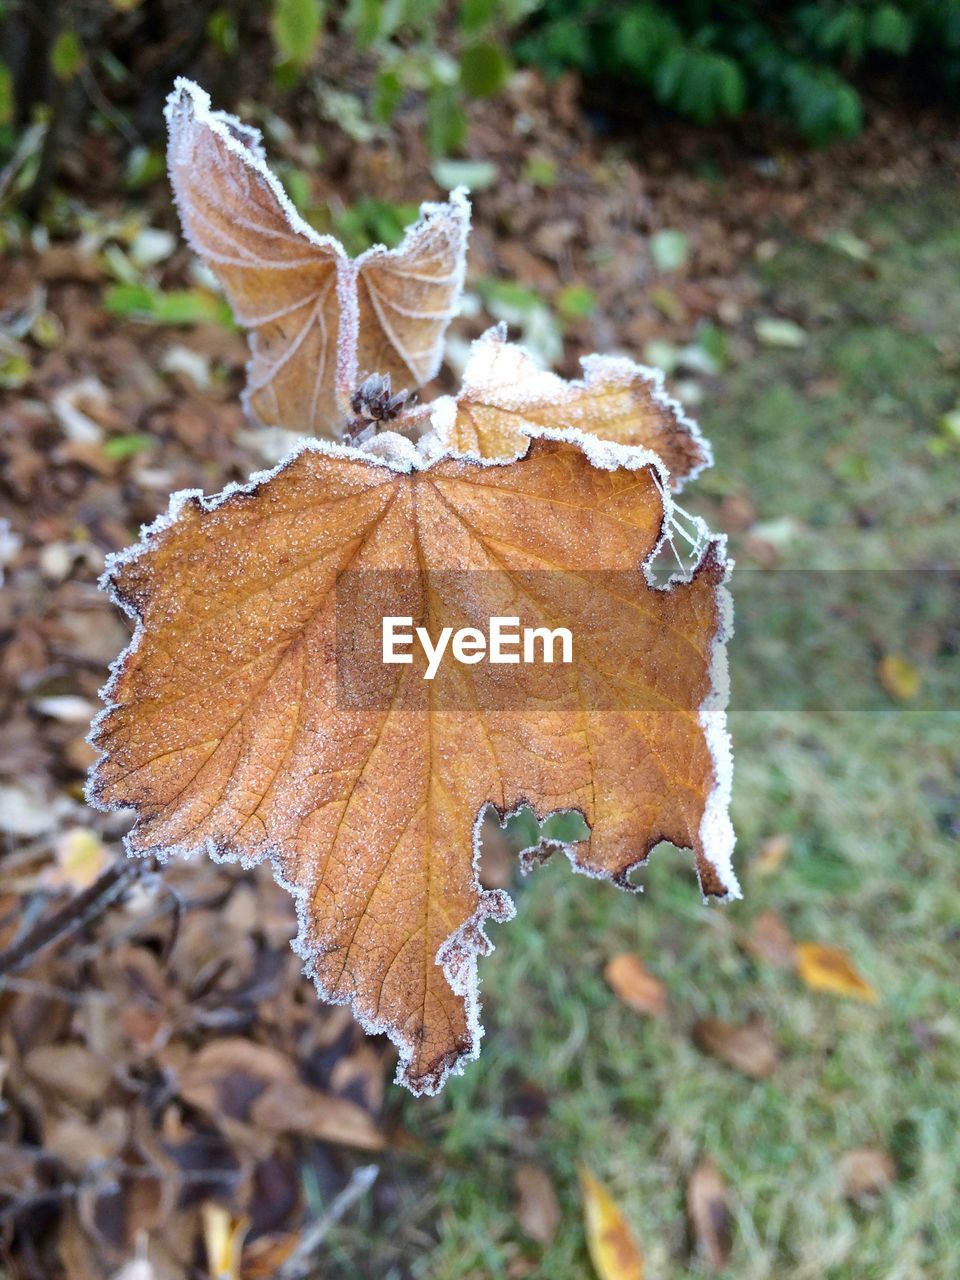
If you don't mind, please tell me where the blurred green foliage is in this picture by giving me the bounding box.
[1,0,959,215]
[0,0,533,212]
[518,0,960,143]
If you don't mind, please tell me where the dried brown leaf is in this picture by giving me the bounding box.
[743,910,795,969]
[166,79,468,436]
[604,953,667,1017]
[693,1014,779,1079]
[839,1147,895,1202]
[686,1157,732,1271]
[514,1162,562,1246]
[44,1109,127,1172]
[23,1042,113,1107]
[446,328,709,486]
[249,1077,385,1150]
[176,1038,296,1118]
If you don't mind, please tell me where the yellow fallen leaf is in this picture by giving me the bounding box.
[877,654,921,702]
[201,1202,248,1280]
[50,827,112,891]
[579,1167,644,1280]
[795,942,877,1003]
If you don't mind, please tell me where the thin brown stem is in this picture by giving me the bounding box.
[0,858,151,979]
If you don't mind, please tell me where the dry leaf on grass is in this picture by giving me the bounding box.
[877,654,921,702]
[579,1167,644,1280]
[751,833,790,876]
[743,910,795,969]
[795,943,877,1003]
[604,953,668,1017]
[693,1014,779,1079]
[88,381,735,1094]
[514,1162,562,1246]
[839,1147,895,1202]
[686,1157,732,1270]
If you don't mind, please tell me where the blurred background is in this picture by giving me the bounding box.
[0,2,958,1277]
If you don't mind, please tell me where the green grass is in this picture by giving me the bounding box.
[329,189,960,1278]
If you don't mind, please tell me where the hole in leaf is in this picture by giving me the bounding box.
[477,803,590,889]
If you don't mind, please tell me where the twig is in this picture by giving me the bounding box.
[80,65,139,146]
[0,975,114,1006]
[0,859,149,979]
[279,1165,379,1280]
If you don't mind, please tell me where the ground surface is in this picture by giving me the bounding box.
[0,72,957,1280]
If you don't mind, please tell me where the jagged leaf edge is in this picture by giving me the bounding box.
[442,325,713,492]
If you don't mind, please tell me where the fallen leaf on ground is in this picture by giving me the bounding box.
[23,1043,113,1108]
[47,827,113,891]
[88,373,734,1095]
[752,833,791,876]
[693,1015,779,1079]
[176,1038,296,1118]
[44,1110,127,1172]
[795,943,877,1003]
[743,910,795,969]
[579,1167,644,1280]
[649,228,689,273]
[604,953,668,1016]
[241,1234,301,1279]
[839,1147,895,1202]
[754,317,808,348]
[877,654,922,702]
[514,1162,562,1246]
[686,1157,732,1270]
[250,1078,385,1150]
[201,1202,248,1280]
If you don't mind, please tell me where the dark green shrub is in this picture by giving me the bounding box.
[517,1,960,143]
